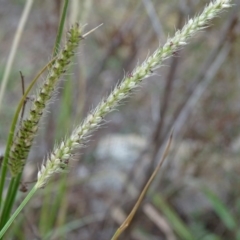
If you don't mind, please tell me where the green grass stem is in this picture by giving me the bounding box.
[0,186,37,238]
[53,0,69,57]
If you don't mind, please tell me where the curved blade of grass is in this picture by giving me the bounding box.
[43,212,104,240]
[0,186,37,238]
[202,187,236,231]
[0,174,21,229]
[191,220,224,240]
[0,0,34,113]
[53,0,69,57]
[201,234,222,240]
[152,194,196,240]
[111,132,173,240]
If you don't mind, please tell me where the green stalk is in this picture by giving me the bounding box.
[0,178,15,227]
[0,186,37,238]
[53,0,69,57]
[39,184,53,235]
[0,174,22,229]
[48,173,68,234]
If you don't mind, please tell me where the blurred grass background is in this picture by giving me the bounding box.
[0,0,240,239]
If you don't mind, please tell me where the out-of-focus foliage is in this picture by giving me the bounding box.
[0,0,240,239]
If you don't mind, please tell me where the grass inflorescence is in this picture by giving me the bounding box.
[36,0,232,189]
[8,23,83,176]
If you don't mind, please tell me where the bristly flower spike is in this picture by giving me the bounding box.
[8,23,83,176]
[36,0,232,188]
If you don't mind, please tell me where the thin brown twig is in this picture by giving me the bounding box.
[111,131,173,240]
[19,71,27,124]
